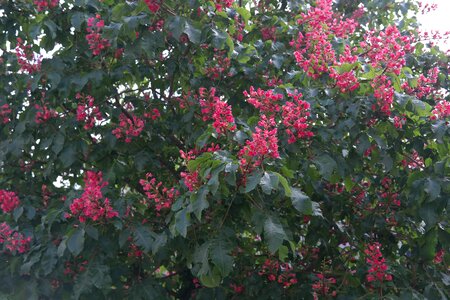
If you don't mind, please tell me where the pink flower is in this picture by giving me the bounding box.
[0,190,20,213]
[371,75,395,115]
[0,104,12,124]
[76,94,103,130]
[198,87,236,135]
[243,86,283,114]
[431,100,450,120]
[238,115,279,173]
[35,104,58,124]
[365,243,393,284]
[15,38,42,74]
[34,0,58,11]
[0,222,31,254]
[86,15,110,56]
[69,171,118,222]
[144,0,162,13]
[112,112,145,143]
[139,173,179,213]
[282,93,314,143]
[362,25,412,75]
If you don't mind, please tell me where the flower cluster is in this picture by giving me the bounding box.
[0,222,31,254]
[76,93,103,130]
[149,19,165,31]
[214,0,233,11]
[144,0,162,13]
[34,0,58,11]
[431,100,450,120]
[292,0,358,79]
[401,150,425,170]
[69,171,118,223]
[364,243,393,284]
[393,115,406,129]
[282,93,314,143]
[261,26,276,41]
[86,14,110,56]
[15,38,42,74]
[198,87,236,135]
[361,25,412,75]
[238,115,279,170]
[35,104,58,124]
[0,104,11,124]
[204,51,231,80]
[258,259,297,288]
[433,249,445,264]
[312,273,337,300]
[64,258,88,278]
[139,173,179,213]
[418,1,438,14]
[0,190,20,213]
[402,67,439,99]
[371,75,395,115]
[179,144,220,191]
[112,112,145,143]
[243,86,282,114]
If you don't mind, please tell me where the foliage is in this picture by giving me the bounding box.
[0,0,449,299]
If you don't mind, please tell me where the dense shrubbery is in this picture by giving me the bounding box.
[0,0,449,298]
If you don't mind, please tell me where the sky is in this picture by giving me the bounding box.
[416,0,450,50]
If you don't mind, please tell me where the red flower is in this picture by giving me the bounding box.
[243,86,282,114]
[0,190,20,213]
[139,173,179,213]
[69,171,118,223]
[86,15,110,56]
[365,243,393,284]
[144,0,162,13]
[112,112,145,143]
[282,93,314,143]
[0,104,11,124]
[0,222,31,254]
[76,93,103,130]
[34,0,58,11]
[238,115,280,171]
[198,87,236,135]
[15,38,42,74]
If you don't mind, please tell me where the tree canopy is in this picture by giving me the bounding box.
[0,0,449,299]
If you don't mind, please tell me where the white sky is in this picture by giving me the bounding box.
[417,0,450,50]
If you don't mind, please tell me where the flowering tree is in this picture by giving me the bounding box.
[0,0,449,298]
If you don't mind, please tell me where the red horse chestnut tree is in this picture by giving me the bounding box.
[0,0,449,299]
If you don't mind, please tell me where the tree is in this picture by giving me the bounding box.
[0,0,449,298]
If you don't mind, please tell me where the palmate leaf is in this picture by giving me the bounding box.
[264,216,288,254]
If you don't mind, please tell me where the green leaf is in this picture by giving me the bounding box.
[424,178,441,201]
[41,245,57,276]
[242,169,264,193]
[313,154,337,180]
[199,272,221,288]
[191,186,209,220]
[185,20,202,44]
[274,173,292,197]
[290,187,312,214]
[236,7,251,23]
[210,240,233,277]
[174,208,190,238]
[264,216,287,253]
[134,226,154,252]
[194,242,210,276]
[85,225,99,240]
[67,228,85,256]
[52,132,65,155]
[70,12,85,31]
[260,171,279,195]
[166,16,186,41]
